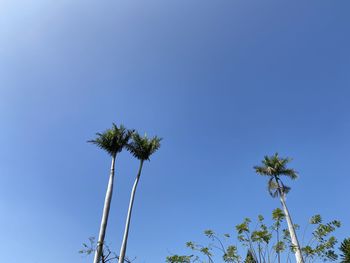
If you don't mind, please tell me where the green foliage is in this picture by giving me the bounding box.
[126,132,161,161]
[236,218,251,234]
[272,208,286,222]
[166,255,193,263]
[79,237,96,256]
[310,214,322,225]
[272,208,285,229]
[169,230,241,263]
[167,210,342,263]
[204,229,215,238]
[223,246,240,262]
[254,153,298,179]
[251,227,271,244]
[340,238,350,263]
[88,123,133,156]
[271,207,286,262]
[186,239,214,260]
[79,237,133,263]
[250,215,272,245]
[273,241,286,254]
[299,215,341,262]
[254,153,298,197]
[244,250,257,263]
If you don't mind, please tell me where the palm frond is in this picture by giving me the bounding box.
[254,166,274,176]
[282,185,291,195]
[268,177,279,198]
[276,178,291,195]
[254,153,299,197]
[88,123,133,156]
[280,168,298,180]
[340,238,350,263]
[127,132,161,161]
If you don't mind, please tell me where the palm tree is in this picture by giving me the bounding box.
[88,123,133,263]
[118,133,161,263]
[254,153,304,263]
[340,238,350,263]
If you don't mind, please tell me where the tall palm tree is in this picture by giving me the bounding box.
[254,153,304,263]
[88,123,133,263]
[118,133,161,263]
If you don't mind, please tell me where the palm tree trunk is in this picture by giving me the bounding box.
[279,194,304,263]
[118,160,144,263]
[93,156,116,263]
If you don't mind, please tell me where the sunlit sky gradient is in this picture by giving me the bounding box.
[1,1,349,262]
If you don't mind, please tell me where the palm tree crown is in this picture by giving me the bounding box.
[127,133,161,161]
[254,153,298,198]
[88,123,133,156]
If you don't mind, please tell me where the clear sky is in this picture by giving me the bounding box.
[1,0,349,262]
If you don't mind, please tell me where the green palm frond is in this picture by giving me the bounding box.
[127,132,161,161]
[282,185,291,194]
[255,153,298,179]
[254,166,274,176]
[88,123,133,156]
[279,168,298,180]
[255,153,298,197]
[268,177,279,198]
[340,238,350,263]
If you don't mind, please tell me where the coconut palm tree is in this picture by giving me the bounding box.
[254,153,304,263]
[88,123,133,263]
[118,133,161,263]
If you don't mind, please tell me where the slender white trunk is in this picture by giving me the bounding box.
[118,160,144,263]
[279,194,304,263]
[93,156,116,263]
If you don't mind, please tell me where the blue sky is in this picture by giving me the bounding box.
[1,0,349,262]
